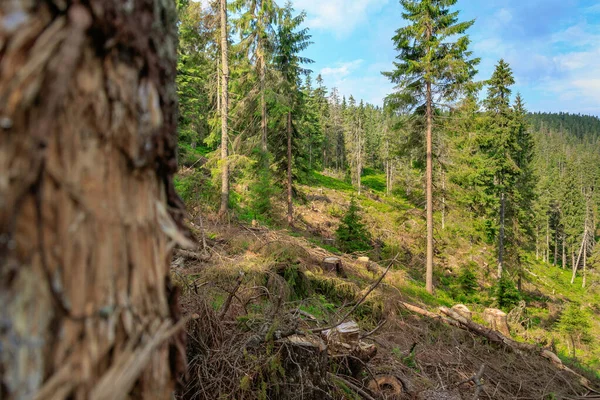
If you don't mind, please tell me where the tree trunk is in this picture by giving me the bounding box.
[357,132,362,195]
[498,192,505,278]
[545,215,550,263]
[287,111,293,225]
[0,1,186,399]
[535,225,539,260]
[582,239,587,288]
[562,233,566,269]
[571,229,586,284]
[554,228,558,266]
[425,81,434,294]
[218,0,230,218]
[260,55,267,153]
[441,167,446,231]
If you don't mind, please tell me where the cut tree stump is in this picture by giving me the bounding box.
[451,304,472,320]
[322,321,360,350]
[368,375,404,397]
[282,335,329,399]
[323,256,345,276]
[357,256,370,265]
[483,308,511,336]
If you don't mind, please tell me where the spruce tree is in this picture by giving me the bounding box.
[273,2,313,224]
[383,0,479,294]
[480,60,519,278]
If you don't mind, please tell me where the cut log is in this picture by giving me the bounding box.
[323,256,345,276]
[368,375,403,396]
[322,320,360,350]
[451,304,472,320]
[483,308,510,336]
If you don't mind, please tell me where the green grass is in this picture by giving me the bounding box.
[361,168,386,192]
[309,171,354,191]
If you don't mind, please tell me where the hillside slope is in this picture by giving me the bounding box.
[172,166,600,399]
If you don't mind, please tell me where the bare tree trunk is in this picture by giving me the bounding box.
[287,111,293,225]
[219,0,230,218]
[498,192,505,278]
[357,131,362,195]
[535,225,539,260]
[554,228,558,266]
[582,239,587,288]
[260,56,267,153]
[545,215,550,263]
[562,233,566,269]
[441,167,446,231]
[0,1,186,399]
[425,81,434,294]
[571,230,586,284]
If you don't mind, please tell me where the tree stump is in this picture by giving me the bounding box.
[451,304,472,320]
[368,376,404,397]
[323,256,345,276]
[322,321,360,350]
[483,308,511,336]
[281,335,329,399]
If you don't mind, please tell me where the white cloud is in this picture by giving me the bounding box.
[533,45,600,114]
[318,60,393,106]
[293,0,389,36]
[320,59,364,79]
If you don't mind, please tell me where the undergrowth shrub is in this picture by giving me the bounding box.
[335,198,372,253]
[495,275,521,310]
[556,303,592,358]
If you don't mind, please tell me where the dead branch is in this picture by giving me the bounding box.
[175,248,211,262]
[218,272,244,319]
[360,319,387,339]
[453,364,485,399]
[327,373,377,400]
[310,254,399,334]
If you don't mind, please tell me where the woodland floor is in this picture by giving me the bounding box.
[172,170,600,400]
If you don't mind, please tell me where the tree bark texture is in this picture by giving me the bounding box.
[0,1,186,399]
[425,81,434,294]
[219,0,229,218]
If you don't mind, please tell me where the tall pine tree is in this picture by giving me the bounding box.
[383,0,479,293]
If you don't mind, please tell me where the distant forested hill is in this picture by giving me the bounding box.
[528,112,600,140]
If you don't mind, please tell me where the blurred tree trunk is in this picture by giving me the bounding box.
[0,1,187,399]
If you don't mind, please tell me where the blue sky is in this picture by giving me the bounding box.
[293,0,600,115]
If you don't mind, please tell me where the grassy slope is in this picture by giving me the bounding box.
[302,169,600,374]
[174,167,600,398]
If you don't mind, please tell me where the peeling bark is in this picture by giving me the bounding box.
[0,1,185,399]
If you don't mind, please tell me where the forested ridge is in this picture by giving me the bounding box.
[169,1,600,398]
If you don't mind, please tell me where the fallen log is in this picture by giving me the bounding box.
[174,248,211,263]
[439,307,595,391]
[440,307,537,352]
[401,302,595,391]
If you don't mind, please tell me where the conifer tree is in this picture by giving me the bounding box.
[232,0,281,152]
[219,0,231,218]
[383,0,479,293]
[480,59,519,278]
[273,2,313,224]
